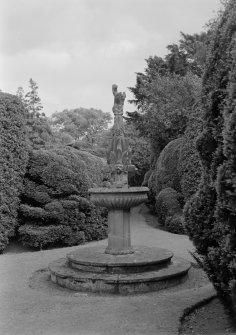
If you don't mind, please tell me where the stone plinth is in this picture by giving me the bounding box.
[67,245,173,273]
[48,245,191,294]
[89,187,149,255]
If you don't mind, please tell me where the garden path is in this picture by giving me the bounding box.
[0,207,215,335]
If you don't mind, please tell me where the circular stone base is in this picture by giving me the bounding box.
[48,245,191,294]
[67,245,173,274]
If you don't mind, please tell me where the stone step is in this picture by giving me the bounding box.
[49,256,191,294]
[67,245,173,274]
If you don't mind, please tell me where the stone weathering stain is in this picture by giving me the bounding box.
[48,84,191,294]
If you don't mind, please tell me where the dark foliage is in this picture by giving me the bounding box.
[123,122,151,186]
[148,119,202,226]
[17,79,54,150]
[148,137,185,196]
[26,115,54,150]
[178,110,203,201]
[0,92,28,251]
[18,147,108,248]
[127,72,201,170]
[184,0,236,308]
[155,188,185,234]
[128,31,209,109]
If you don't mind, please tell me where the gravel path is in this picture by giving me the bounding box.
[0,207,220,335]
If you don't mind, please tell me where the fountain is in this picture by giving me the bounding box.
[90,84,149,256]
[48,84,191,294]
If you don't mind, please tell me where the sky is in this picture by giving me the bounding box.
[1,0,222,117]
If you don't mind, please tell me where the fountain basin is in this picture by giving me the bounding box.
[89,187,149,209]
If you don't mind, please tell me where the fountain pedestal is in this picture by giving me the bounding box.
[106,209,132,254]
[89,187,149,255]
[48,184,191,294]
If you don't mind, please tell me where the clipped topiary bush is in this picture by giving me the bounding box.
[0,92,28,252]
[149,133,202,199]
[155,187,185,234]
[184,0,236,309]
[18,224,74,249]
[148,117,202,214]
[165,215,184,235]
[147,113,202,228]
[148,137,185,196]
[18,147,107,248]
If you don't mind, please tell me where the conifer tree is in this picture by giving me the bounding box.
[20,78,52,149]
[184,0,236,308]
[16,86,26,106]
[25,78,43,118]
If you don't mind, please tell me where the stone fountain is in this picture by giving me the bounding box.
[48,84,191,294]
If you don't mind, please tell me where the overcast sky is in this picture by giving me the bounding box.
[1,0,222,116]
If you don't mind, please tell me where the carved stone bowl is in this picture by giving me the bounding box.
[89,187,149,210]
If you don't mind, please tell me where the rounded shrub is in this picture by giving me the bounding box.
[18,147,108,248]
[155,187,185,234]
[165,215,184,235]
[149,137,185,196]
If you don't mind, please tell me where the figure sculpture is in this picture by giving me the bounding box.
[107,84,134,187]
[112,84,126,115]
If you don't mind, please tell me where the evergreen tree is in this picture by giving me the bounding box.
[0,92,28,251]
[25,78,43,118]
[22,78,52,149]
[16,86,26,106]
[184,0,236,308]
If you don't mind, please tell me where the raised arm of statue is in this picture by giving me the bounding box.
[112,84,126,115]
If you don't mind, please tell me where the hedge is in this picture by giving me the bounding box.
[0,92,28,252]
[184,0,236,309]
[177,106,203,201]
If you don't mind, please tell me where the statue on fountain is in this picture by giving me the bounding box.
[107,84,134,188]
[112,84,126,116]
